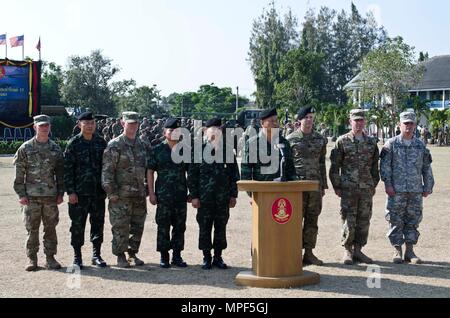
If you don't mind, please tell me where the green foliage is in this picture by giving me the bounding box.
[41,61,64,106]
[168,85,248,118]
[116,84,168,118]
[248,1,298,108]
[275,48,325,113]
[428,109,449,134]
[0,139,68,154]
[50,116,77,140]
[61,50,119,116]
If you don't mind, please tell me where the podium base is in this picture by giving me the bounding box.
[235,271,320,289]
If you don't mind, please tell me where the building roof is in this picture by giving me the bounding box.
[410,55,450,91]
[345,55,450,92]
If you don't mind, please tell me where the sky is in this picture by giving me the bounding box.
[2,0,450,98]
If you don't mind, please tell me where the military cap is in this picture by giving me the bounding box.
[77,111,94,121]
[33,114,51,126]
[164,118,180,129]
[260,107,277,120]
[205,118,222,128]
[297,106,315,121]
[400,111,416,123]
[122,111,140,123]
[350,108,366,120]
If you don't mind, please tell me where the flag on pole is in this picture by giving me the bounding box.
[0,34,6,45]
[10,35,24,47]
[36,37,41,51]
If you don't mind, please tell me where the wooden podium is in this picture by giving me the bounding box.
[235,181,321,288]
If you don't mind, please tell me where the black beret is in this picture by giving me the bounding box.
[77,112,94,121]
[297,106,315,121]
[205,118,222,128]
[164,118,180,129]
[260,107,277,120]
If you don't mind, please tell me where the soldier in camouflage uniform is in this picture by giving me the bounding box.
[112,118,123,138]
[241,108,298,183]
[380,111,434,264]
[148,118,189,268]
[102,112,148,268]
[329,109,380,265]
[13,115,64,271]
[64,112,108,269]
[188,118,240,270]
[287,106,328,266]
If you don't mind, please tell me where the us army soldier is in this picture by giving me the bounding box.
[287,106,328,266]
[13,115,64,271]
[329,109,380,265]
[102,112,148,268]
[380,111,434,264]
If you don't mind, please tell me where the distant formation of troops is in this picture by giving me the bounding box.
[13,106,434,272]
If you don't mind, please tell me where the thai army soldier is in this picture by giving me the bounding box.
[188,118,240,270]
[329,108,380,265]
[287,106,328,266]
[380,111,434,264]
[112,118,123,138]
[241,107,298,183]
[147,118,189,268]
[13,115,64,271]
[102,112,148,268]
[64,112,108,269]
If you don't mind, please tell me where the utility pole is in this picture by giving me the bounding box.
[235,86,239,120]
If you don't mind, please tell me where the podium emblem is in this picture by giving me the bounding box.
[271,198,292,224]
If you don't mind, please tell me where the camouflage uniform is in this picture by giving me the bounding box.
[148,140,189,253]
[13,137,64,259]
[64,133,107,249]
[329,132,380,249]
[287,130,328,249]
[187,141,240,252]
[112,122,123,138]
[102,135,148,256]
[380,135,434,247]
[241,131,298,184]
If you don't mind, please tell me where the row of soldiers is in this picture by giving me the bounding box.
[13,106,434,272]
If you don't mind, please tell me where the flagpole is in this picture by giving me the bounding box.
[39,36,41,61]
[5,32,7,59]
[22,37,24,60]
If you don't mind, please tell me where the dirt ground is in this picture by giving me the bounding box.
[0,144,449,298]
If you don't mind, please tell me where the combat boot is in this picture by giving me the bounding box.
[117,253,130,268]
[353,244,373,264]
[160,251,171,268]
[404,244,422,264]
[303,248,323,266]
[25,254,38,272]
[171,250,187,268]
[212,249,228,269]
[393,246,403,264]
[343,246,354,265]
[45,255,62,270]
[128,251,144,266]
[73,246,84,270]
[201,250,212,270]
[92,243,107,268]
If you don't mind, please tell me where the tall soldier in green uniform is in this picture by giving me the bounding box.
[329,109,380,265]
[241,107,298,183]
[287,106,328,266]
[64,112,108,269]
[13,115,64,271]
[148,118,189,268]
[102,112,148,268]
[188,118,240,270]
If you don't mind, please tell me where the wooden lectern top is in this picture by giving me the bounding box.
[237,180,319,193]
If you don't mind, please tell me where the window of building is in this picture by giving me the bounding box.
[419,91,427,100]
[430,91,443,101]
